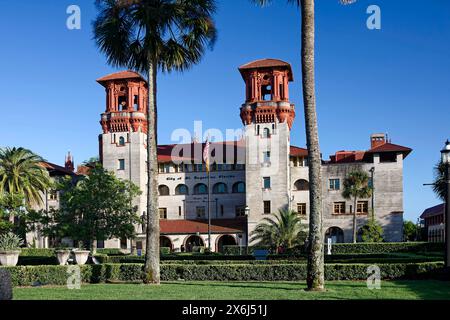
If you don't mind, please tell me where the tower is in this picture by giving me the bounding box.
[64,151,74,172]
[239,59,296,242]
[97,71,149,244]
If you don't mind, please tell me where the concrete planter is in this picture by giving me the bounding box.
[55,250,71,265]
[0,250,20,266]
[73,250,90,265]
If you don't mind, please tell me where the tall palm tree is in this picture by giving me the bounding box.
[0,147,52,222]
[250,209,306,251]
[251,0,356,290]
[432,161,447,201]
[93,0,217,284]
[342,170,373,243]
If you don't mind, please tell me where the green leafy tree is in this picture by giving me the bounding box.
[0,147,53,221]
[93,0,217,284]
[250,209,307,251]
[403,220,418,242]
[54,165,141,254]
[251,0,356,291]
[342,170,373,243]
[359,217,384,243]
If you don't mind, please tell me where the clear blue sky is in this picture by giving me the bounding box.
[1,0,449,222]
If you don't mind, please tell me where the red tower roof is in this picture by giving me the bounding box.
[97,70,145,86]
[239,59,293,81]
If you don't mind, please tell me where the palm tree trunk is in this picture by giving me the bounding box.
[144,59,160,285]
[353,197,357,243]
[301,0,324,291]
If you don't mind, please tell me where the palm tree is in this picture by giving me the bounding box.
[342,170,373,243]
[93,0,217,284]
[0,148,52,222]
[251,0,356,290]
[250,209,306,251]
[432,161,446,201]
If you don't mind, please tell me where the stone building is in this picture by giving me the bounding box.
[32,59,412,252]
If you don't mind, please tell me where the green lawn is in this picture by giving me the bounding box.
[13,280,450,300]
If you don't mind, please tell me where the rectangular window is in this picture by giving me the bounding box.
[196,206,206,219]
[159,208,167,219]
[178,206,182,217]
[164,164,171,173]
[158,164,165,173]
[235,206,246,217]
[329,179,340,190]
[357,201,369,214]
[263,151,271,163]
[220,205,224,216]
[263,201,271,214]
[48,190,58,201]
[297,203,307,216]
[118,159,125,170]
[263,177,271,189]
[333,202,346,214]
[368,178,373,188]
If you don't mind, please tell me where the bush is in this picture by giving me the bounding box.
[325,242,444,254]
[2,261,445,286]
[96,248,125,256]
[160,247,171,255]
[20,248,55,257]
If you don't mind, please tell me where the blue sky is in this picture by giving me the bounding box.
[0,0,449,222]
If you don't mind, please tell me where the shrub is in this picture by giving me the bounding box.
[96,248,126,256]
[160,247,171,255]
[20,248,55,257]
[1,261,445,287]
[0,233,24,251]
[325,242,444,254]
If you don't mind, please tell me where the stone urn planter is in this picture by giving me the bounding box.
[73,250,90,265]
[0,250,20,267]
[0,233,23,267]
[55,250,71,265]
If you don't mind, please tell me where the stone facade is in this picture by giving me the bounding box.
[29,60,411,252]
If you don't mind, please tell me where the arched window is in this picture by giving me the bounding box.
[194,183,208,195]
[158,185,170,196]
[119,136,125,146]
[294,179,309,191]
[325,227,344,243]
[213,183,228,194]
[263,128,271,138]
[232,182,245,193]
[175,184,189,195]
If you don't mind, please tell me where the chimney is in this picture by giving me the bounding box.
[65,151,74,172]
[370,133,386,149]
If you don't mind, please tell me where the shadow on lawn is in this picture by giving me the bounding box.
[164,281,306,292]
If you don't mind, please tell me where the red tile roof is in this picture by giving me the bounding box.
[40,162,74,176]
[366,142,412,157]
[97,71,145,85]
[157,141,246,164]
[160,219,245,234]
[420,203,444,219]
[239,59,293,80]
[290,146,308,157]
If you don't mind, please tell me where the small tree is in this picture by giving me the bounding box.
[403,220,418,242]
[250,209,307,252]
[342,170,373,243]
[55,165,141,253]
[359,217,384,243]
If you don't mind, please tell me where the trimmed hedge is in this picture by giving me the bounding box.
[20,248,55,257]
[325,242,444,254]
[1,261,445,287]
[96,249,125,256]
